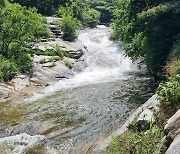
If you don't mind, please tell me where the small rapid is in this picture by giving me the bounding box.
[0,26,154,154]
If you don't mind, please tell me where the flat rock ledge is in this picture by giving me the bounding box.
[0,46,86,103]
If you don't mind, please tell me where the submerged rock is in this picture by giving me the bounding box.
[0,133,44,154]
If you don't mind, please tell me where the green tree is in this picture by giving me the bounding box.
[82,9,100,28]
[111,0,180,76]
[0,2,48,58]
[0,0,5,7]
[0,2,48,79]
[59,5,79,41]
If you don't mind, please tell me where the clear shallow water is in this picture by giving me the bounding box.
[0,26,155,154]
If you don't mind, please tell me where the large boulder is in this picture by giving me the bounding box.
[137,109,154,130]
[166,135,180,154]
[164,109,180,146]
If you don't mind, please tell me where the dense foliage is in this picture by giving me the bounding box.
[59,5,79,41]
[90,0,114,23]
[157,58,180,114]
[0,1,48,80]
[10,0,69,15]
[112,0,180,76]
[11,0,114,23]
[158,75,180,106]
[58,1,101,40]
[58,1,101,28]
[82,9,101,28]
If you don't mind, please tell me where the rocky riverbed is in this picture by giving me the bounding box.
[0,17,87,103]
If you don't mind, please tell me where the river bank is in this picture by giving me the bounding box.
[0,17,87,103]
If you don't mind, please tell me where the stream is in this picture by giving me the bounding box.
[0,26,155,154]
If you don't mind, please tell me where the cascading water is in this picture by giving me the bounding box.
[0,26,154,154]
[25,26,136,102]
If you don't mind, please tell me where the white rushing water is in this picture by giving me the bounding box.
[0,133,44,154]
[25,26,137,102]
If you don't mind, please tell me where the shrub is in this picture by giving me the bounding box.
[40,58,47,64]
[0,57,18,80]
[0,3,48,58]
[15,53,33,73]
[107,128,163,154]
[51,44,70,59]
[48,56,60,62]
[82,9,100,28]
[59,5,79,41]
[40,56,60,64]
[157,75,180,107]
[166,59,180,77]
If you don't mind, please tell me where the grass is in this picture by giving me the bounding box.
[40,56,60,64]
[64,60,73,69]
[32,44,70,60]
[107,121,164,154]
[107,57,180,154]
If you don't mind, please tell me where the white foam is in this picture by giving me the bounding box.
[24,26,138,102]
[0,133,45,154]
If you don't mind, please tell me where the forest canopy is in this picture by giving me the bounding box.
[111,0,180,76]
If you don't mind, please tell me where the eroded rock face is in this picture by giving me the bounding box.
[164,109,180,148]
[32,55,74,82]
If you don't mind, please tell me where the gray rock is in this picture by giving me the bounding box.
[49,24,60,30]
[0,90,9,101]
[46,17,61,24]
[10,75,30,91]
[55,72,73,80]
[0,83,14,102]
[42,62,55,68]
[137,109,154,130]
[166,135,180,154]
[165,109,180,142]
[69,50,83,59]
